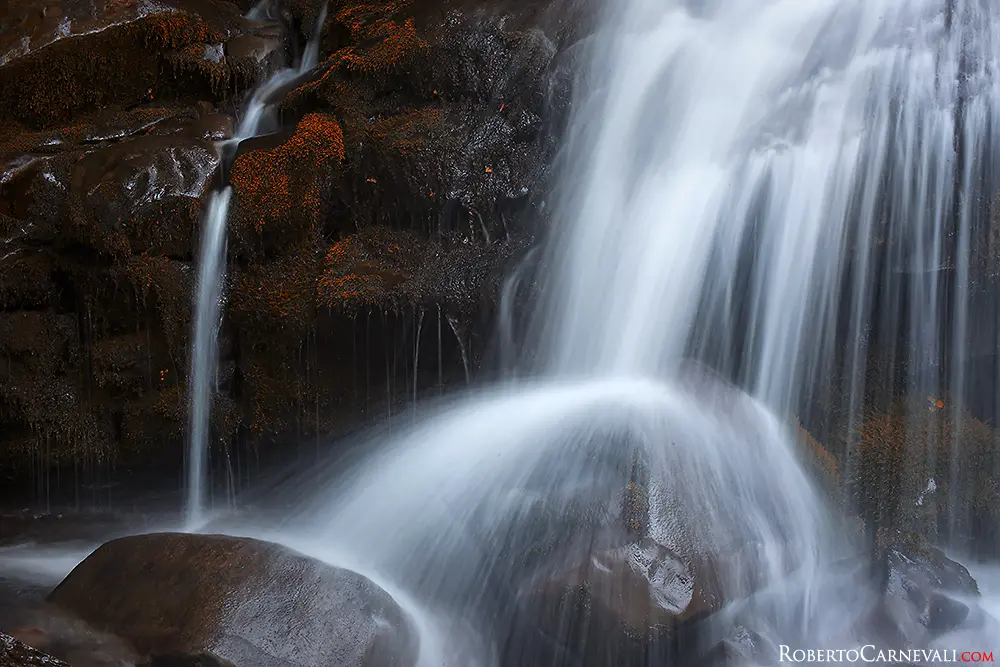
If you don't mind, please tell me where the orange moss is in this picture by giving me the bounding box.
[317,233,411,309]
[133,13,227,50]
[286,0,427,108]
[230,113,344,251]
[794,424,842,493]
[853,398,1000,539]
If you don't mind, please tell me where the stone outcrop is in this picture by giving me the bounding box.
[48,532,417,667]
[869,534,981,648]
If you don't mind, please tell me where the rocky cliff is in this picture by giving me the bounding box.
[0,0,588,499]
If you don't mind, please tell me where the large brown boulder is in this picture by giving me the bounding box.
[48,533,417,667]
[507,536,723,666]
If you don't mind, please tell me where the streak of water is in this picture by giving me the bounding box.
[185,4,329,529]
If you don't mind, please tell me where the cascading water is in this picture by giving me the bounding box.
[218,0,1000,662]
[185,4,329,529]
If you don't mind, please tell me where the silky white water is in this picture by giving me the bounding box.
[176,0,1000,662]
[256,0,1000,662]
[185,4,329,529]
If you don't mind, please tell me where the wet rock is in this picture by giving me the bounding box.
[695,625,781,667]
[316,227,524,315]
[0,249,58,309]
[507,534,725,666]
[1,153,78,228]
[872,538,980,647]
[122,255,193,357]
[0,632,70,667]
[0,9,241,128]
[67,136,219,258]
[139,652,236,667]
[853,398,1000,551]
[49,532,418,667]
[0,0,574,483]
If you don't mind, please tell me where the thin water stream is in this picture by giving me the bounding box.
[185,4,329,529]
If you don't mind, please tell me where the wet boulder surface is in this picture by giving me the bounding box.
[870,535,982,648]
[0,0,590,495]
[0,633,70,667]
[47,532,417,667]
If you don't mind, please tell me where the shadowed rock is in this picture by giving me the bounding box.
[48,533,417,667]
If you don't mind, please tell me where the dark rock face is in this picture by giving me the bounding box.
[0,633,70,667]
[0,0,580,495]
[49,532,417,667]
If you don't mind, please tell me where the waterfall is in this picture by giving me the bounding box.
[248,0,1000,661]
[185,4,329,529]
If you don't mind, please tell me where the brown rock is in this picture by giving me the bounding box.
[0,0,264,130]
[48,533,417,667]
[67,136,219,258]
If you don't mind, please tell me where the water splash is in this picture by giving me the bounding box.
[185,5,329,529]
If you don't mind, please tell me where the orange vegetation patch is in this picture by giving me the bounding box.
[317,232,411,310]
[230,113,344,248]
[288,0,427,106]
[795,423,841,492]
[132,12,227,50]
[853,398,1000,536]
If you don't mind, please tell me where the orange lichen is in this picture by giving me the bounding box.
[132,13,227,50]
[283,1,428,109]
[230,113,344,254]
[317,233,411,310]
[794,423,841,494]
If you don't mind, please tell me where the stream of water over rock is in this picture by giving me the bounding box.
[185,2,329,529]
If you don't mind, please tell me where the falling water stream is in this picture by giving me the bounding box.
[185,4,329,528]
[253,0,1000,663]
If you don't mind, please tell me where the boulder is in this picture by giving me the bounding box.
[48,533,417,667]
[0,3,256,129]
[506,536,723,667]
[0,633,70,667]
[871,537,980,647]
[67,136,220,258]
